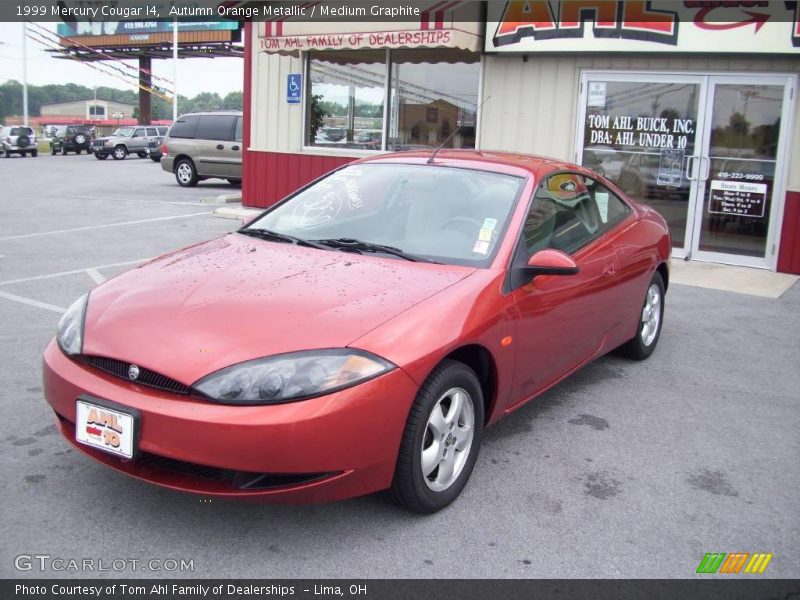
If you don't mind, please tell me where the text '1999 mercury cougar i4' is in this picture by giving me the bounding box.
[43,151,670,513]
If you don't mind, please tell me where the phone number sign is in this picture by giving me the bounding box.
[708,180,767,218]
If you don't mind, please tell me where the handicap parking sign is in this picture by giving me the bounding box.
[287,74,302,104]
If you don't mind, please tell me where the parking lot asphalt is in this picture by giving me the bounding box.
[1,153,798,579]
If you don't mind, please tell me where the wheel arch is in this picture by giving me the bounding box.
[441,344,498,425]
[172,154,194,171]
[656,261,669,292]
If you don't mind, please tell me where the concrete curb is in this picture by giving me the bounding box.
[201,192,242,205]
[212,204,262,221]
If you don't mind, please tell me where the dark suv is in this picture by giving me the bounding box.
[51,125,94,155]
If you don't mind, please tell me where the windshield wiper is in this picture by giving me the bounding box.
[239,228,330,251]
[312,238,436,263]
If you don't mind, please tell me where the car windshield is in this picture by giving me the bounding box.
[244,164,524,266]
[113,128,135,136]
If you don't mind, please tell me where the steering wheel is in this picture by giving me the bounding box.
[439,216,483,237]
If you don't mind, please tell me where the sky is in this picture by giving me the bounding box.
[0,22,244,97]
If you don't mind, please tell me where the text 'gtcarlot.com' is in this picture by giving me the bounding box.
[14,554,194,572]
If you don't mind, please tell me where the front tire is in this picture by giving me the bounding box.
[389,360,484,513]
[175,158,199,187]
[31,150,37,157]
[112,145,127,160]
[618,271,665,360]
[149,155,161,162]
[137,151,147,158]
[95,153,108,160]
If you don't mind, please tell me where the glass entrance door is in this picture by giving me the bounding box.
[690,76,794,267]
[578,72,795,269]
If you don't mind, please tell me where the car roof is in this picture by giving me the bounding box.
[354,149,582,180]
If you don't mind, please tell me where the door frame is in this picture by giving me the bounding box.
[576,70,797,271]
[689,73,796,269]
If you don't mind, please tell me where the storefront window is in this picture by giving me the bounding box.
[388,49,480,151]
[305,50,480,152]
[581,80,700,249]
[306,51,387,150]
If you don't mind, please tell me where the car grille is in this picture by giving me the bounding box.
[92,140,105,148]
[82,355,191,395]
[137,453,331,489]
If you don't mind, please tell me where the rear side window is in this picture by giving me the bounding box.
[158,127,168,135]
[146,127,157,136]
[234,117,243,142]
[194,115,236,141]
[169,115,199,139]
[522,173,631,256]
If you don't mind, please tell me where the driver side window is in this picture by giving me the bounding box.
[522,173,630,256]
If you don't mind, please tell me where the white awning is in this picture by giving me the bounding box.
[257,1,482,55]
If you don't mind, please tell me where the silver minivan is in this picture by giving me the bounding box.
[161,111,243,187]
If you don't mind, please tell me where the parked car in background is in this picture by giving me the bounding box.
[1,126,38,157]
[160,111,242,186]
[92,126,163,160]
[145,126,170,162]
[51,125,94,155]
[45,151,670,513]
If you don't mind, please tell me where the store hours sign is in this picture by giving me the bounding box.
[708,180,767,218]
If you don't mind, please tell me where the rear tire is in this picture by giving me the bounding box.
[51,146,56,155]
[61,146,67,156]
[112,145,127,160]
[618,271,665,360]
[389,359,484,514]
[175,158,199,187]
[31,150,38,157]
[137,151,147,158]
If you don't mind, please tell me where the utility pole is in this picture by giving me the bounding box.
[22,22,29,126]
[172,19,178,122]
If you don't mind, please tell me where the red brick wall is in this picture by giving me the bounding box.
[242,150,357,208]
[777,190,800,275]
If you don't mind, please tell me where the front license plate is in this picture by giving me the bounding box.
[75,398,137,459]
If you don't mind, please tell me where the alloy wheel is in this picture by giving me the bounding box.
[640,283,661,347]
[421,387,475,492]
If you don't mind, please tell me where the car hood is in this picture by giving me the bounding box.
[82,233,475,385]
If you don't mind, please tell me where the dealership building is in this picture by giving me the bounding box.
[239,1,800,274]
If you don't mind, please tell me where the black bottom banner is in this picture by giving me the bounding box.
[2,579,799,600]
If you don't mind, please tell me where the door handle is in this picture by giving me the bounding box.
[685,155,699,181]
[231,145,240,151]
[216,144,224,150]
[603,263,616,277]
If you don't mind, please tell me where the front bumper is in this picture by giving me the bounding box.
[43,340,417,502]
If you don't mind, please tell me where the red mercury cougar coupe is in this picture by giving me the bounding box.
[43,151,670,513]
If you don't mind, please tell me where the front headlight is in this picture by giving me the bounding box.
[192,349,395,405]
[56,293,89,356]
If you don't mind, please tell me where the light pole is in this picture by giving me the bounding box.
[172,20,178,122]
[22,22,29,126]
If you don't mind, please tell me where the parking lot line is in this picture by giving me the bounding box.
[0,211,212,241]
[85,268,106,284]
[0,259,148,286]
[0,290,65,313]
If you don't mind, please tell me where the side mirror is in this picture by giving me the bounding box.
[526,249,579,276]
[241,213,259,227]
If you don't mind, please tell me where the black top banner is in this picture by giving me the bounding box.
[4,0,800,23]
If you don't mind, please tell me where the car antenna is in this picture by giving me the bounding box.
[427,95,492,164]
